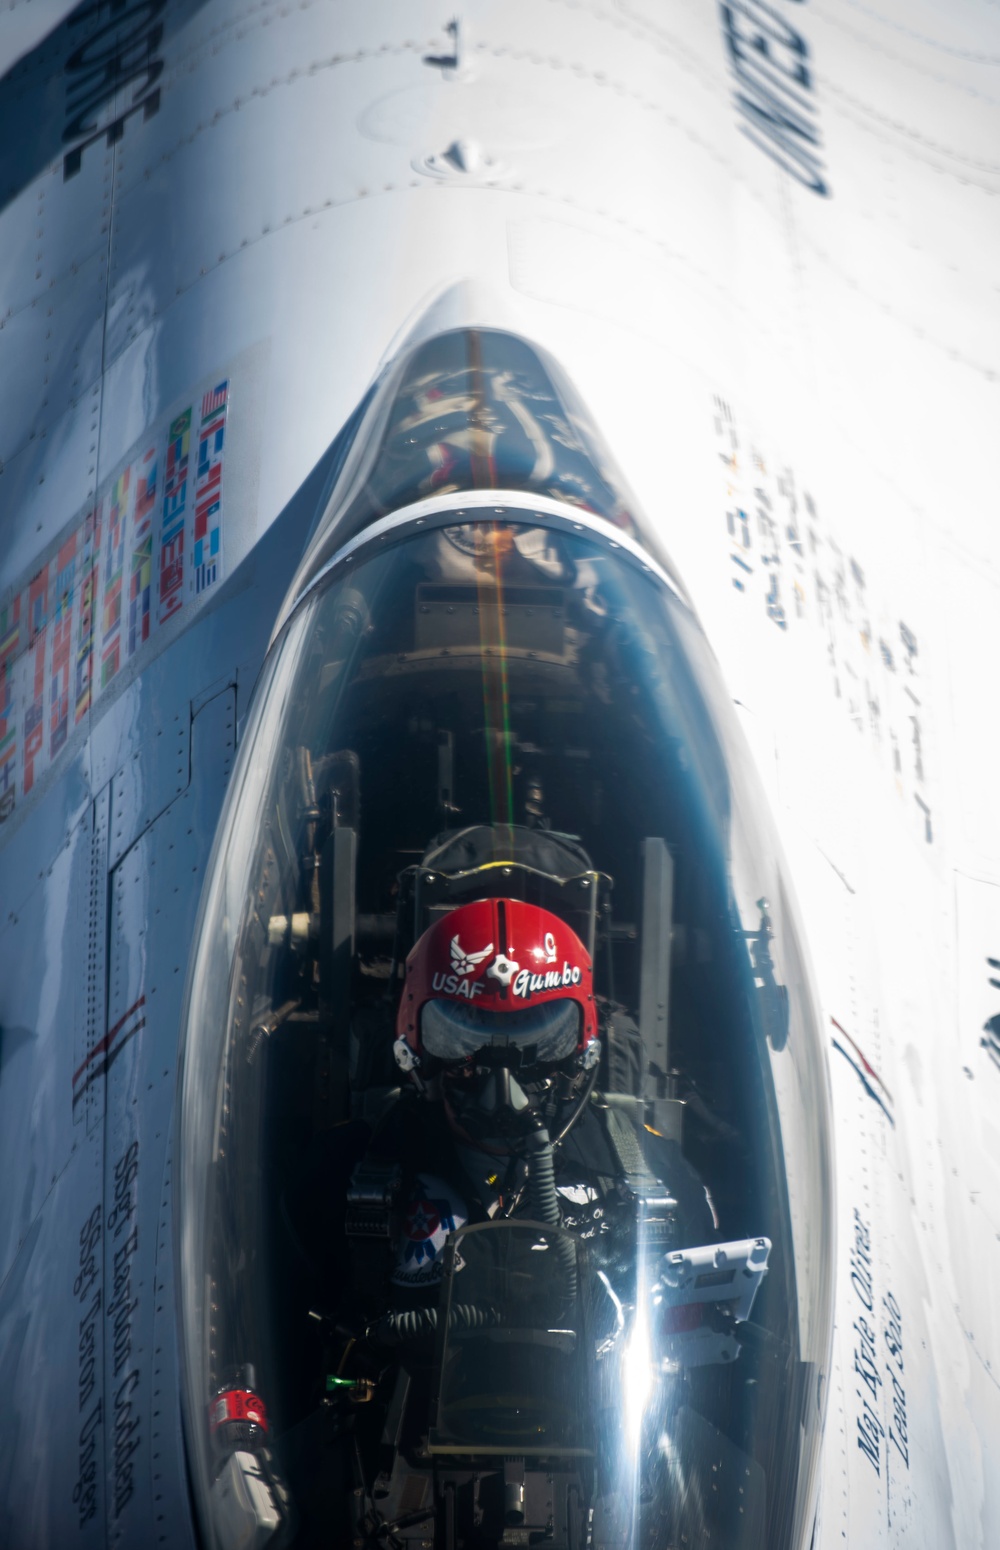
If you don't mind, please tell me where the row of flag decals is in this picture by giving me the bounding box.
[0,380,229,825]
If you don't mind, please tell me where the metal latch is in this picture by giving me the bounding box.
[635,1189,678,1253]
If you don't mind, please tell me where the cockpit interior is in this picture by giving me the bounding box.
[178,331,833,1550]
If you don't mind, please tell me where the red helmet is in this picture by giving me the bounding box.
[395,897,596,1069]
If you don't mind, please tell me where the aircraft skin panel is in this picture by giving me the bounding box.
[0,1149,110,1548]
[0,0,82,76]
[0,252,104,521]
[0,135,116,595]
[0,688,237,1549]
[701,387,999,1544]
[0,276,106,603]
[147,1132,194,1550]
[107,713,191,872]
[0,789,107,1286]
[0,469,320,1545]
[100,689,235,1547]
[701,436,994,1548]
[0,785,109,1548]
[0,0,998,1546]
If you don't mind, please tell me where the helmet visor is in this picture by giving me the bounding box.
[420,997,581,1064]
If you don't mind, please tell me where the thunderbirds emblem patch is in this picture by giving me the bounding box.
[391,1174,467,1288]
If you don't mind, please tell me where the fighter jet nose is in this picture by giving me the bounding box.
[375,277,521,372]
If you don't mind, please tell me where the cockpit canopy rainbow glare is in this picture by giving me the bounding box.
[178,328,834,1550]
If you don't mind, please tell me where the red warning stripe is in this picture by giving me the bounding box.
[72,995,146,1088]
[830,1016,893,1106]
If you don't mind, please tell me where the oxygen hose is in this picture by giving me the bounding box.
[373,1304,500,1345]
[553,1061,599,1146]
[523,1125,577,1299]
[523,1125,560,1227]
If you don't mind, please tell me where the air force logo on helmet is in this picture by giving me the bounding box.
[395,895,596,1073]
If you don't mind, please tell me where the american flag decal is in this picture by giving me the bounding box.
[202,381,228,420]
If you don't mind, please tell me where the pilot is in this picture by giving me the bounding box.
[340,896,716,1340]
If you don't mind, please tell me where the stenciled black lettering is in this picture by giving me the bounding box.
[888,1368,909,1468]
[847,1208,885,1477]
[112,1369,140,1519]
[113,1224,138,1276]
[78,1288,102,1411]
[882,1290,909,1469]
[63,3,166,178]
[73,1398,103,1528]
[64,56,163,143]
[850,1207,874,1311]
[856,1412,880,1475]
[723,1,811,90]
[883,1289,904,1369]
[110,1295,138,1377]
[73,1204,101,1302]
[856,1396,884,1477]
[103,1142,140,1377]
[106,1143,138,1238]
[734,85,827,196]
[853,1313,881,1401]
[718,0,829,197]
[66,0,166,63]
[107,1236,139,1379]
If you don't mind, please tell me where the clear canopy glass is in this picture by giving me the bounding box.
[280,325,687,632]
[179,501,834,1550]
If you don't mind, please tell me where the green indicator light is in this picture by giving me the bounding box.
[326,1375,356,1391]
